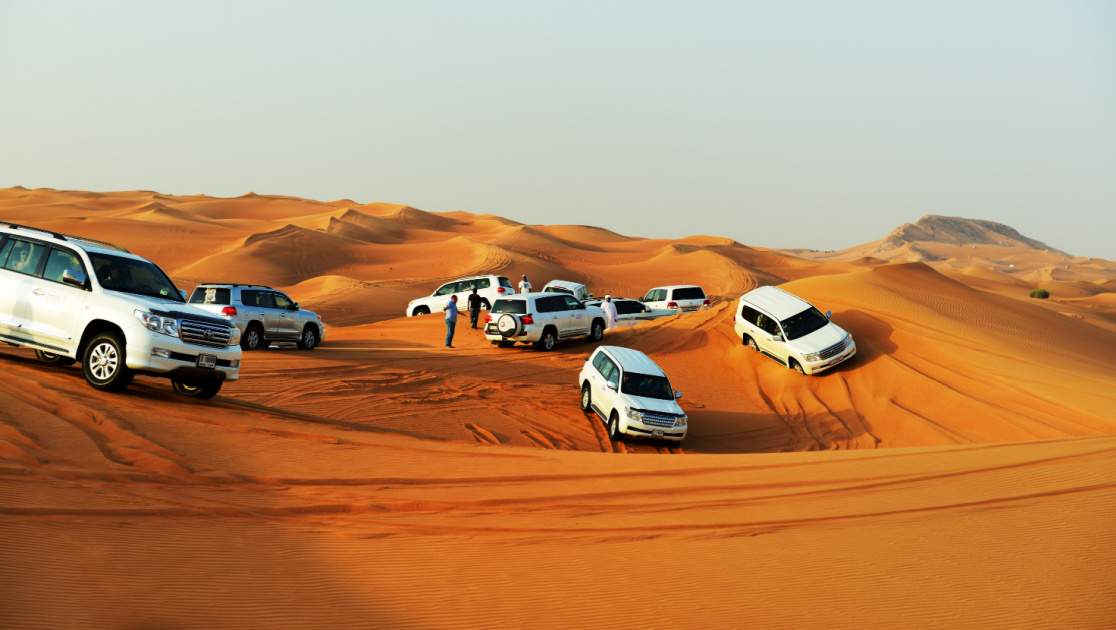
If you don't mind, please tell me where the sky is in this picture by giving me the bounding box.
[2,1,1114,258]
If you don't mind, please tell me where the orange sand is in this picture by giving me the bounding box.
[1,188,1114,629]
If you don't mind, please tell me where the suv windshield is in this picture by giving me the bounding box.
[490,299,526,315]
[90,252,183,302]
[621,372,675,401]
[780,307,830,340]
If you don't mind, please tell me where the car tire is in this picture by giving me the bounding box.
[746,336,759,352]
[481,299,490,310]
[35,350,76,367]
[535,327,557,351]
[82,332,134,392]
[608,411,622,441]
[588,319,604,341]
[242,323,264,351]
[581,383,592,412]
[297,326,318,350]
[413,306,430,316]
[171,379,222,399]
[791,360,805,375]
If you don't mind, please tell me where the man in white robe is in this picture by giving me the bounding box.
[602,294,619,330]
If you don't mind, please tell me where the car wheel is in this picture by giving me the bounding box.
[297,326,317,350]
[589,319,604,341]
[171,379,222,399]
[581,383,592,412]
[535,328,557,351]
[413,306,430,316]
[82,332,134,392]
[746,336,759,352]
[792,360,805,375]
[35,350,76,367]
[241,323,263,351]
[481,299,490,310]
[608,411,622,441]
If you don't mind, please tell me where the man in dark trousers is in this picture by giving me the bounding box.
[467,288,483,329]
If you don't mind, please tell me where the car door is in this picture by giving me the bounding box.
[0,237,49,341]
[533,295,565,335]
[590,352,620,419]
[271,292,300,337]
[23,246,89,353]
[561,295,588,336]
[755,311,790,365]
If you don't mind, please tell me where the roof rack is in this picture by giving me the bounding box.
[197,283,274,289]
[3,222,130,252]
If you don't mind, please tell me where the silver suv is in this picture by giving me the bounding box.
[484,293,607,350]
[188,284,326,351]
[0,223,241,398]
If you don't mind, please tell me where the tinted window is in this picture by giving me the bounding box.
[755,312,781,336]
[599,356,619,383]
[536,296,565,313]
[42,248,85,284]
[273,293,294,309]
[3,239,46,276]
[739,304,761,325]
[781,307,830,341]
[562,295,583,310]
[621,372,675,401]
[458,279,477,292]
[434,282,458,296]
[615,301,639,315]
[190,287,231,305]
[592,351,610,373]
[544,285,573,295]
[240,290,275,308]
[672,287,706,301]
[652,289,666,302]
[477,278,491,289]
[491,299,526,315]
[498,277,513,288]
[90,253,183,301]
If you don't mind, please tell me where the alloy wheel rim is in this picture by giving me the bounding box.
[582,388,589,408]
[90,343,118,381]
[304,330,315,346]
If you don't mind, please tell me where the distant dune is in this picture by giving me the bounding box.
[1,187,1115,630]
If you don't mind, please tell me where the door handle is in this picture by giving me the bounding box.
[32,288,46,296]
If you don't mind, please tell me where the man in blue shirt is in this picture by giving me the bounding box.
[443,294,459,348]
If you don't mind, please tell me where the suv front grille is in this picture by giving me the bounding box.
[636,410,682,428]
[818,336,852,360]
[179,319,232,348]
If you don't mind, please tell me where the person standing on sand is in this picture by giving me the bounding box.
[603,294,619,330]
[443,295,459,348]
[467,288,483,329]
[518,274,532,294]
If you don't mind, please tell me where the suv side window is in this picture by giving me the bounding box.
[652,289,666,302]
[599,356,619,383]
[562,295,583,310]
[434,282,458,296]
[3,238,47,276]
[739,305,761,325]
[477,278,491,289]
[756,312,781,336]
[272,293,294,310]
[42,248,86,285]
[536,296,563,313]
[615,301,637,315]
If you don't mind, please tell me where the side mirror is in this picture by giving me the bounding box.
[773,332,783,342]
[179,289,188,300]
[292,303,300,310]
[607,380,618,391]
[825,310,832,319]
[62,269,86,288]
[674,391,682,400]
[638,297,645,302]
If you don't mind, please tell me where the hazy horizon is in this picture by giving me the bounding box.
[2,1,1113,258]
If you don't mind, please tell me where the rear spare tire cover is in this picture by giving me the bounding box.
[497,313,522,337]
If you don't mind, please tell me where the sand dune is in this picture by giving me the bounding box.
[1,187,1115,629]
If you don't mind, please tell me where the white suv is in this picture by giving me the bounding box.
[484,293,607,350]
[0,223,241,398]
[733,285,856,375]
[542,280,593,302]
[579,346,687,443]
[187,283,326,351]
[640,285,711,314]
[407,275,515,317]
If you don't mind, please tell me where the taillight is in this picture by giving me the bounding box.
[497,287,506,293]
[221,306,238,316]
[521,315,534,325]
[667,302,678,309]
[316,314,321,320]
[484,314,493,323]
[703,299,710,306]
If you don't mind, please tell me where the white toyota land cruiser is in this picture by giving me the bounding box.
[484,293,607,350]
[733,285,855,375]
[579,346,687,444]
[0,223,242,398]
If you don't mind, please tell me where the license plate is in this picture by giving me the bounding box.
[197,354,217,369]
[652,430,664,437]
[683,307,697,312]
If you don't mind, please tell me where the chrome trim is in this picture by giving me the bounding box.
[179,319,232,348]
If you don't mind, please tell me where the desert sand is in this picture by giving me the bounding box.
[1,187,1115,629]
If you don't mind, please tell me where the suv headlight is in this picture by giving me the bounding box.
[803,351,822,362]
[626,408,644,422]
[135,310,179,337]
[674,415,688,428]
[227,326,241,346]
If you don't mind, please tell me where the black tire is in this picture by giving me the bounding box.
[413,306,430,316]
[608,411,622,441]
[581,383,592,412]
[497,340,516,348]
[588,319,604,341]
[82,332,134,392]
[36,350,76,367]
[297,325,318,350]
[535,327,557,351]
[746,336,759,352]
[171,379,222,399]
[241,323,264,351]
[792,360,805,375]
[481,299,490,310]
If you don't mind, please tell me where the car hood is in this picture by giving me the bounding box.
[113,292,233,328]
[618,392,685,416]
[788,323,849,354]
